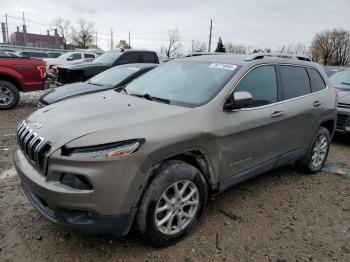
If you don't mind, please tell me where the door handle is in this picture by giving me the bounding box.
[271,111,284,118]
[313,101,322,107]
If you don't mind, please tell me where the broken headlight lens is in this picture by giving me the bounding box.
[66,139,144,159]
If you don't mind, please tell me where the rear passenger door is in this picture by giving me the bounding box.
[278,65,323,157]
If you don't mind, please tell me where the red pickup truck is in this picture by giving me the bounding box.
[0,56,46,109]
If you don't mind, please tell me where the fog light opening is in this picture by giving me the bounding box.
[60,173,93,190]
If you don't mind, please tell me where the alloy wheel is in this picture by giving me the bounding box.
[0,86,14,106]
[311,134,328,168]
[155,180,199,235]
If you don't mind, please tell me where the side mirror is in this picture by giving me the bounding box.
[67,57,73,61]
[224,91,252,111]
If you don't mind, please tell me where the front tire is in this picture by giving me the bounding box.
[296,127,330,173]
[136,160,207,246]
[0,80,20,109]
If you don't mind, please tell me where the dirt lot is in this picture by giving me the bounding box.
[0,93,349,262]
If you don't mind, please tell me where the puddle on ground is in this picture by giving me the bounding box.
[323,164,350,178]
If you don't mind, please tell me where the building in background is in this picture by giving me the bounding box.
[10,28,64,49]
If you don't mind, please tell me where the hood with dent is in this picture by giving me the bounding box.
[59,62,110,71]
[26,90,191,153]
[338,89,350,104]
[40,82,112,105]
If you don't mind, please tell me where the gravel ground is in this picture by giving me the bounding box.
[0,93,349,262]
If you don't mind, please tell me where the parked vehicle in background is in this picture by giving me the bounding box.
[329,68,350,134]
[16,51,49,59]
[39,63,158,108]
[47,58,96,81]
[44,51,98,71]
[0,56,46,109]
[323,66,347,76]
[46,52,63,58]
[14,53,336,245]
[56,49,159,85]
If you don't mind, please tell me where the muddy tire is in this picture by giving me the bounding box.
[136,160,208,246]
[0,80,20,109]
[296,127,330,174]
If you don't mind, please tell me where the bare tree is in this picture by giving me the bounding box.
[52,18,72,49]
[192,41,207,52]
[310,29,350,65]
[225,42,247,54]
[166,29,180,58]
[71,19,95,49]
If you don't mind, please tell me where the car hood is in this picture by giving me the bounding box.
[40,82,112,105]
[59,62,110,71]
[26,91,191,153]
[338,89,350,104]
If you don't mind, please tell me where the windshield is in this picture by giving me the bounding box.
[330,70,350,90]
[126,61,239,107]
[89,66,141,86]
[93,52,122,64]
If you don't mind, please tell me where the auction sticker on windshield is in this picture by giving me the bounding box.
[209,63,237,71]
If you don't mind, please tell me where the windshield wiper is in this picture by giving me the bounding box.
[88,80,103,87]
[341,82,350,86]
[129,93,170,104]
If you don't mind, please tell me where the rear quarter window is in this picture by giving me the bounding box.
[280,65,311,100]
[142,52,157,63]
[307,68,326,92]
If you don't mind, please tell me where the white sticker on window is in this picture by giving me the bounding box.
[209,63,237,71]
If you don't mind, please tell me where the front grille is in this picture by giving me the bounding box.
[338,103,350,109]
[57,68,83,84]
[16,120,51,172]
[336,114,348,130]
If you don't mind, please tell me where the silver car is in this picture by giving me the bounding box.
[14,53,336,246]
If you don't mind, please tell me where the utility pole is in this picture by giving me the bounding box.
[128,31,131,48]
[95,30,98,48]
[110,29,113,51]
[22,12,27,47]
[192,40,194,53]
[208,19,213,52]
[5,14,9,43]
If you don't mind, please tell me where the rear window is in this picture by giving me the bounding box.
[280,66,311,100]
[308,68,326,92]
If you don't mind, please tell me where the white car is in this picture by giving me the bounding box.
[44,51,97,71]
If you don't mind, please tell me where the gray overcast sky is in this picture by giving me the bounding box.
[0,0,349,52]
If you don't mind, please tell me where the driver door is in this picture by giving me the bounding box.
[219,65,286,188]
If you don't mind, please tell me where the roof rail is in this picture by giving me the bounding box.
[245,53,311,62]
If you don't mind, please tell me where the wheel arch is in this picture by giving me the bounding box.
[135,148,218,209]
[0,73,22,91]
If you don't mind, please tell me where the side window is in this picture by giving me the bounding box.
[69,53,82,60]
[84,53,95,58]
[234,65,278,107]
[308,68,326,92]
[142,53,156,63]
[280,66,311,100]
[120,53,140,63]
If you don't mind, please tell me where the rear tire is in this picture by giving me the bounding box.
[136,160,207,246]
[296,127,330,174]
[0,80,20,109]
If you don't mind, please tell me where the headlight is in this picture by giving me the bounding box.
[65,139,144,159]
